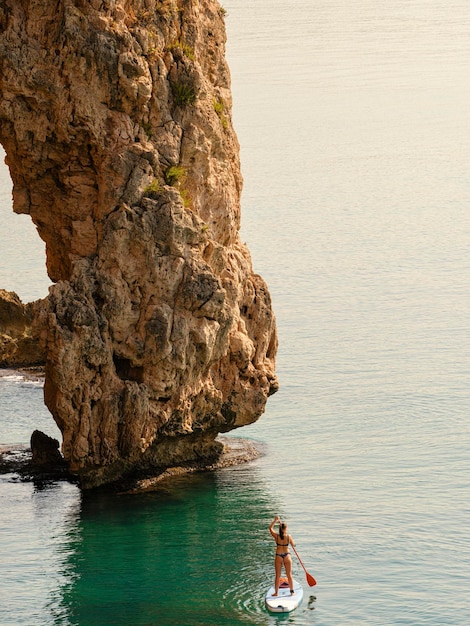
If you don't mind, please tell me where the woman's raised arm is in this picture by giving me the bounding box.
[269,515,280,538]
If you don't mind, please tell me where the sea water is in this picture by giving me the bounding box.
[1,1,469,624]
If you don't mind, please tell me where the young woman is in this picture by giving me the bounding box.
[269,515,295,595]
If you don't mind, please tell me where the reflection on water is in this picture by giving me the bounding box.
[0,480,79,626]
[2,465,293,625]
[17,465,296,626]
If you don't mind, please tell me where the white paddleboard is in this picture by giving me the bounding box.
[265,577,303,613]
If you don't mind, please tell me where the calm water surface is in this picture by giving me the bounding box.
[1,0,469,624]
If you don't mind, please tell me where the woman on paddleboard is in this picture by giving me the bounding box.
[269,515,295,596]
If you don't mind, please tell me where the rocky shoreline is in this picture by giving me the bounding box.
[0,435,264,492]
[0,443,76,486]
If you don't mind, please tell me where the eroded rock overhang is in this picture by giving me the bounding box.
[0,0,278,488]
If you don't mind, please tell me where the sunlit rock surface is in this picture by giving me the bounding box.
[0,0,278,487]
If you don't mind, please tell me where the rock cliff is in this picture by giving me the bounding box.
[0,0,278,487]
[0,289,45,367]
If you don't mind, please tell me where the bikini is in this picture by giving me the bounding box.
[275,534,294,595]
[276,535,290,559]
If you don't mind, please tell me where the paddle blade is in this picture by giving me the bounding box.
[306,572,317,587]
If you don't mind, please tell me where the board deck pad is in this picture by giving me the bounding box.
[265,577,304,613]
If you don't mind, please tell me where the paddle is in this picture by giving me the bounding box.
[292,545,316,586]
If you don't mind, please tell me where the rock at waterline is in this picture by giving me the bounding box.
[30,430,65,468]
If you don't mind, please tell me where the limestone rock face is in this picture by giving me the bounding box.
[0,289,45,367]
[0,0,278,487]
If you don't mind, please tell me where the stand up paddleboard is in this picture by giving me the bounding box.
[265,577,304,613]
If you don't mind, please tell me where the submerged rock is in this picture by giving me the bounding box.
[0,0,278,488]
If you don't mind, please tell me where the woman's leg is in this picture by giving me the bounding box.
[273,555,282,595]
[285,555,294,593]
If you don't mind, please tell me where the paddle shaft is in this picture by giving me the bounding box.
[292,545,317,587]
[277,518,316,587]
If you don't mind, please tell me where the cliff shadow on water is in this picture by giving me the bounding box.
[34,465,288,626]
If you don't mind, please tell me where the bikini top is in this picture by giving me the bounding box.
[276,534,290,547]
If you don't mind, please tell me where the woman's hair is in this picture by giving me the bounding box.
[279,522,287,540]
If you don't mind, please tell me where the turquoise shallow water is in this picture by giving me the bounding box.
[1,0,470,624]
